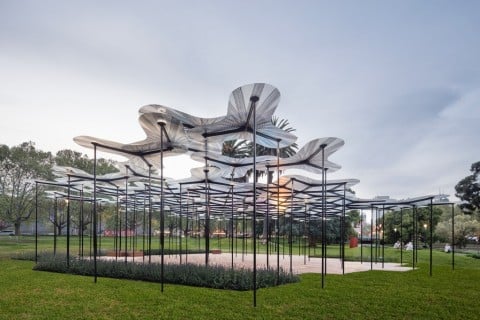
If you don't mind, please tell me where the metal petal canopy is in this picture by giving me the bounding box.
[184,83,298,148]
[190,151,276,179]
[264,137,344,174]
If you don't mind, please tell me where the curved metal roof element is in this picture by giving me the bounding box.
[265,137,344,174]
[190,151,276,179]
[184,83,298,148]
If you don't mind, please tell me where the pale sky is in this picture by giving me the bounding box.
[1,0,479,200]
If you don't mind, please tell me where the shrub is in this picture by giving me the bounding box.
[33,253,299,290]
[142,248,206,255]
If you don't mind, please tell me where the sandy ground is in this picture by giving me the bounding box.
[104,252,412,274]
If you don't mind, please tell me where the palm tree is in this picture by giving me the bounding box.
[221,116,298,181]
[248,116,298,183]
[221,117,298,240]
[222,140,250,158]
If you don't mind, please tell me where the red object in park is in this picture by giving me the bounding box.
[349,236,358,248]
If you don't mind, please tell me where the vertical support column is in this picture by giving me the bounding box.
[92,143,98,283]
[400,207,403,265]
[66,175,71,267]
[158,121,166,292]
[148,165,152,264]
[250,95,259,307]
[179,184,183,264]
[429,198,433,276]
[360,209,363,264]
[342,184,346,274]
[451,203,455,270]
[80,185,84,258]
[35,181,38,263]
[320,144,327,288]
[382,205,385,269]
[412,205,416,269]
[115,187,119,261]
[370,205,377,270]
[54,196,57,256]
[230,184,234,270]
[289,180,294,275]
[124,168,129,264]
[203,133,210,266]
[276,140,281,285]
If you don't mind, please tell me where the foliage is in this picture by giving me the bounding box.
[142,248,206,255]
[222,140,250,159]
[381,207,443,244]
[33,253,299,291]
[250,116,298,159]
[55,149,118,175]
[455,161,480,214]
[435,213,480,248]
[0,142,54,235]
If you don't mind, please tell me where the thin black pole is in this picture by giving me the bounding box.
[451,203,455,270]
[159,121,166,292]
[370,206,374,271]
[251,95,259,307]
[266,181,270,269]
[80,185,84,258]
[66,175,71,267]
[35,182,38,263]
[124,169,128,264]
[203,133,210,266]
[304,202,307,265]
[132,193,137,263]
[375,207,378,264]
[54,196,57,256]
[429,198,433,276]
[321,145,326,288]
[231,184,234,270]
[179,184,183,264]
[115,187,119,261]
[360,209,363,264]
[142,186,146,263]
[342,184,346,274]
[276,140,281,284]
[148,165,152,264]
[382,205,385,269]
[93,143,98,283]
[412,205,416,269]
[289,180,294,275]
[185,193,189,264]
[400,207,403,265]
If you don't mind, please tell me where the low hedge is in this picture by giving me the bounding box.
[32,253,299,290]
[142,248,206,255]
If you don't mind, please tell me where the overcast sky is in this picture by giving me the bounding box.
[1,0,479,201]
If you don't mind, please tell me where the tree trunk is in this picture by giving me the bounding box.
[14,222,21,236]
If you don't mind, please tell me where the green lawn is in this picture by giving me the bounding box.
[0,236,479,319]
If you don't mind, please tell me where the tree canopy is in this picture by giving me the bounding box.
[0,142,118,235]
[0,142,54,234]
[455,161,480,214]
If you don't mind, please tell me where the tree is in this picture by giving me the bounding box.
[435,212,480,248]
[0,142,54,235]
[221,116,298,239]
[455,161,480,214]
[381,207,443,244]
[55,149,118,175]
[222,140,250,159]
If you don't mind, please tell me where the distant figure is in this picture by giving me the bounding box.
[405,241,413,251]
[393,240,401,249]
[444,243,452,253]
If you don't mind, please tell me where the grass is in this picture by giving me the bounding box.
[1,236,479,319]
